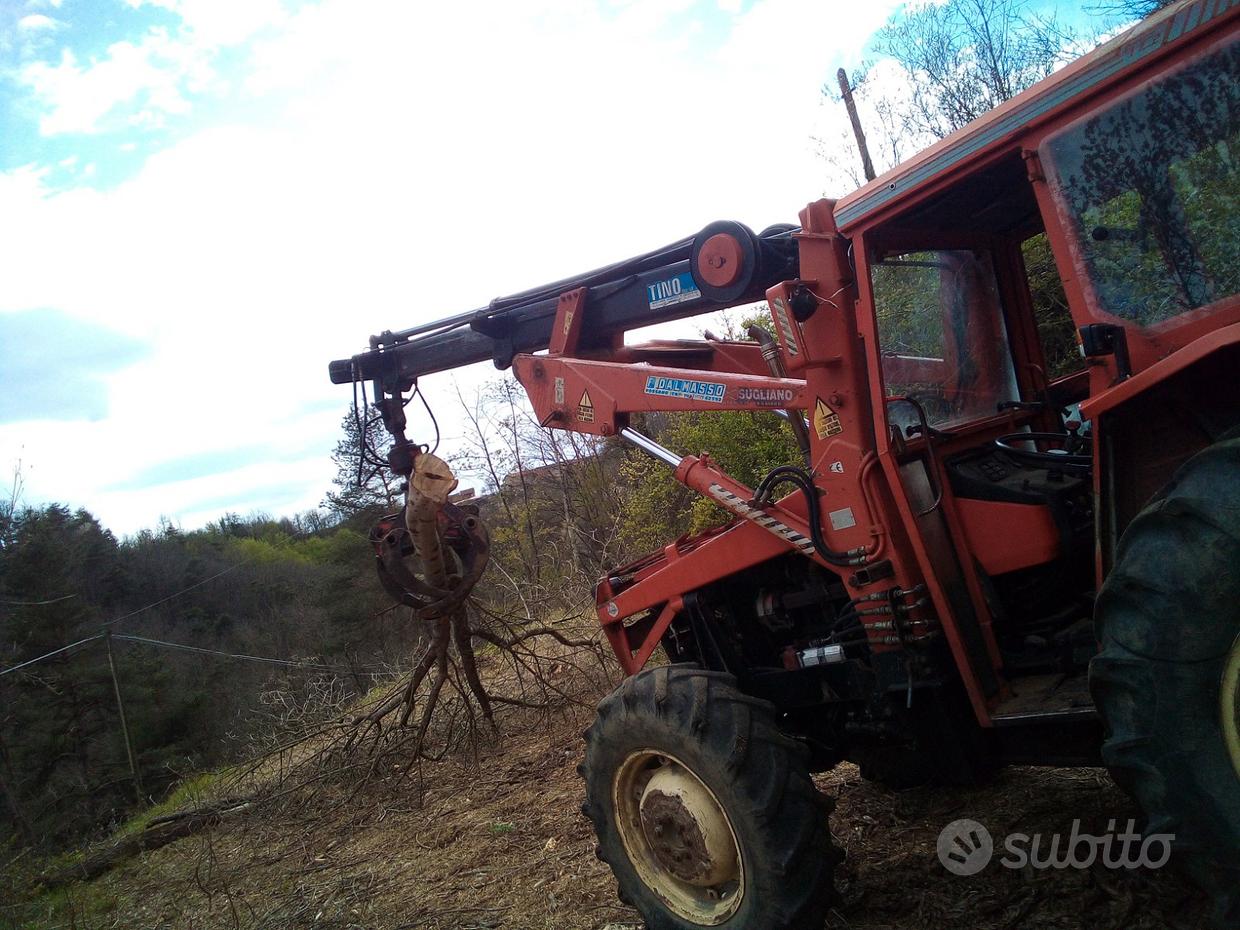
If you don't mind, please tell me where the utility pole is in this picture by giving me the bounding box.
[103,628,143,803]
[837,68,877,182]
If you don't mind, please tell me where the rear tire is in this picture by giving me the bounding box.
[1091,436,1240,926]
[580,665,838,930]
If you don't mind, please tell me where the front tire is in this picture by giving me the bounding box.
[580,665,838,930]
[1091,436,1240,926]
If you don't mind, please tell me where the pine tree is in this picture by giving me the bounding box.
[323,406,403,524]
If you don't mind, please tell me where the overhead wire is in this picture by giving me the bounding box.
[1,565,242,676]
[101,564,241,628]
[110,634,380,673]
[0,594,77,607]
[1,632,389,679]
[0,633,103,678]
[0,525,395,679]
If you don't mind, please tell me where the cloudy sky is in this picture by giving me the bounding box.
[1,0,1083,535]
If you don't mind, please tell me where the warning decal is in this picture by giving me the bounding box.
[813,398,843,439]
[577,390,595,423]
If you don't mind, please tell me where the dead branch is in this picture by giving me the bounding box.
[42,799,251,889]
[322,451,609,779]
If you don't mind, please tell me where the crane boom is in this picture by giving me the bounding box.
[328,220,799,394]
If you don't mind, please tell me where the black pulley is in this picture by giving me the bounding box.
[690,220,762,303]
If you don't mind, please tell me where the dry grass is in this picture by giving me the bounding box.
[9,697,637,930]
[6,691,1212,930]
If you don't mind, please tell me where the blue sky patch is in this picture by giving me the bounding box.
[184,480,316,517]
[0,308,148,422]
[0,0,292,192]
[106,439,329,491]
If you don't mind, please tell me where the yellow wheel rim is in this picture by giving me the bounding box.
[1224,633,1240,782]
[612,749,744,925]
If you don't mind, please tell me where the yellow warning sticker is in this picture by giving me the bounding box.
[577,390,595,423]
[813,398,843,439]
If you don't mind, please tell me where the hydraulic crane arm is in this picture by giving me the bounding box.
[327,196,922,674]
[328,220,800,395]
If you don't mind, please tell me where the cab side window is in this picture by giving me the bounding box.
[1021,231,1081,383]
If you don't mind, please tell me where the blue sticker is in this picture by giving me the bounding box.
[647,272,702,310]
[644,376,726,403]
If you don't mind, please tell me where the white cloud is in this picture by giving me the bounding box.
[718,0,895,77]
[125,0,286,47]
[17,0,281,136]
[0,0,905,534]
[17,14,58,32]
[18,30,214,135]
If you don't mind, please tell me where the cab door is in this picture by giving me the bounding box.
[862,241,1026,708]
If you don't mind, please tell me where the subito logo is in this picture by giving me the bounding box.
[937,819,993,876]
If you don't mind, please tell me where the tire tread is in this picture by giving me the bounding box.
[580,665,837,930]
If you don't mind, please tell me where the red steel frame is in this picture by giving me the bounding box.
[513,200,970,713]
[498,0,1238,728]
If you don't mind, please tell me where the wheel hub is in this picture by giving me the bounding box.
[1223,633,1240,782]
[612,750,744,924]
[640,767,737,886]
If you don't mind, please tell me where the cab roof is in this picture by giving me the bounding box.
[833,0,1238,234]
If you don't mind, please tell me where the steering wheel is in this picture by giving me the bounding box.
[994,430,1092,469]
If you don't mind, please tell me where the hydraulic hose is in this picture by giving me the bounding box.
[753,465,867,566]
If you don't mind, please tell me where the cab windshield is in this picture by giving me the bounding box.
[1041,39,1240,328]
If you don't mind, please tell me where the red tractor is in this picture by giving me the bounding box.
[331,2,1240,926]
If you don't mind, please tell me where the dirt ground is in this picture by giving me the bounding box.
[7,698,1213,930]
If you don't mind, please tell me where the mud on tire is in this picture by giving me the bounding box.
[579,665,839,930]
[1091,436,1240,927]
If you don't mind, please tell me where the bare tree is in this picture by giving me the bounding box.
[1089,0,1178,18]
[877,0,1078,138]
[0,460,23,550]
[820,0,1081,189]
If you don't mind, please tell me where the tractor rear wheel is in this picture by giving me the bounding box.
[579,665,838,930]
[1091,436,1240,925]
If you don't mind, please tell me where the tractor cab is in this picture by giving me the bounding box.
[850,151,1097,729]
[840,20,1240,729]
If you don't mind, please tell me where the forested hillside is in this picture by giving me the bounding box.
[0,382,797,859]
[0,505,394,847]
